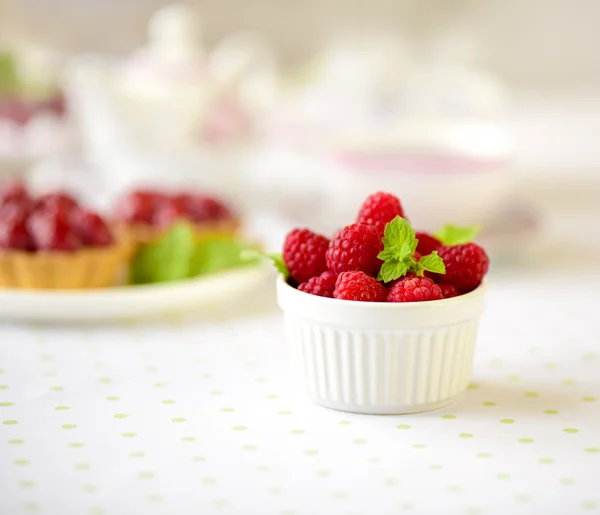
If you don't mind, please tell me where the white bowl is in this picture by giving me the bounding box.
[277,277,487,415]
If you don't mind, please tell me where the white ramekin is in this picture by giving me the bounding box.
[277,277,487,415]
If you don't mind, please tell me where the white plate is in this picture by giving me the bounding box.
[0,264,270,322]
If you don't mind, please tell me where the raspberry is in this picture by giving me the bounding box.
[0,180,30,208]
[27,210,82,252]
[71,208,114,247]
[35,193,77,216]
[116,190,163,224]
[176,194,232,222]
[357,191,404,234]
[326,223,383,277]
[415,232,441,256]
[0,204,31,250]
[152,198,188,229]
[387,275,443,302]
[283,228,329,284]
[298,270,337,298]
[439,283,459,299]
[334,271,388,302]
[437,243,489,293]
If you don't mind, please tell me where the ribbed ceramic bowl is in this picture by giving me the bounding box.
[277,277,487,415]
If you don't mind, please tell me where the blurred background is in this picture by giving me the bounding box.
[0,0,599,274]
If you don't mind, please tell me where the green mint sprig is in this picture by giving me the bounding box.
[377,216,446,283]
[434,224,482,246]
[241,250,289,279]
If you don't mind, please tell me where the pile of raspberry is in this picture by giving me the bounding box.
[0,181,114,252]
[282,192,489,303]
[116,190,234,228]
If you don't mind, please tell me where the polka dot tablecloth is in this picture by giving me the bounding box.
[1,274,599,515]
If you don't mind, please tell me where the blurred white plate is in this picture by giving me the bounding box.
[0,264,269,322]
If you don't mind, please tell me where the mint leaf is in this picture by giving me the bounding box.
[0,52,20,94]
[377,216,418,282]
[418,251,446,274]
[130,223,195,284]
[241,250,289,278]
[378,260,410,283]
[191,238,258,276]
[434,224,482,246]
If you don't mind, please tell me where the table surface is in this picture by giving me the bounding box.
[1,267,599,515]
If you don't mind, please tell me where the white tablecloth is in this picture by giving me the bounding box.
[1,271,599,515]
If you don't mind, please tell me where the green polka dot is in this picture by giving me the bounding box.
[0,402,13,406]
[75,462,90,470]
[291,429,305,435]
[482,401,496,406]
[145,366,158,373]
[50,386,63,391]
[497,473,510,480]
[539,458,554,464]
[192,456,206,462]
[139,471,154,479]
[130,451,145,457]
[459,433,474,438]
[98,378,112,384]
[515,494,531,503]
[317,469,330,477]
[255,465,269,472]
[181,437,196,442]
[171,418,186,423]
[148,495,163,503]
[401,502,414,510]
[0,385,7,389]
[396,424,411,429]
[69,442,84,448]
[40,354,52,363]
[447,485,462,493]
[62,424,77,429]
[278,411,292,415]
[477,452,491,458]
[441,414,456,419]
[153,382,167,388]
[122,433,137,438]
[243,445,258,451]
[3,419,18,425]
[582,500,597,510]
[562,379,576,386]
[55,406,70,410]
[8,438,24,445]
[563,428,579,433]
[202,477,216,485]
[507,375,520,382]
[544,409,559,415]
[106,396,120,401]
[544,362,557,370]
[524,392,539,398]
[265,394,279,399]
[467,383,478,390]
[561,477,575,486]
[268,486,282,494]
[367,457,381,463]
[210,390,223,396]
[518,438,534,444]
[413,443,427,448]
[232,425,247,431]
[14,459,29,465]
[82,484,98,493]
[384,477,398,486]
[338,420,353,425]
[304,449,319,456]
[353,438,367,444]
[18,480,34,489]
[199,373,212,379]
[255,377,268,383]
[23,502,39,513]
[45,371,57,377]
[429,463,443,470]
[500,418,515,424]
[113,414,128,419]
[583,396,597,402]
[220,407,234,412]
[583,353,597,361]
[585,447,599,453]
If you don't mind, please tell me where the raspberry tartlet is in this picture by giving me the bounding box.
[0,182,131,289]
[115,189,240,248]
[275,191,489,415]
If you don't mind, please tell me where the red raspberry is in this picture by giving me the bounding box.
[177,194,232,222]
[298,270,337,298]
[439,283,459,299]
[35,193,77,217]
[152,198,188,229]
[388,275,443,302]
[438,243,489,293]
[415,232,441,256]
[116,190,163,224]
[71,208,114,247]
[0,180,30,208]
[27,210,82,252]
[283,228,329,284]
[0,204,31,250]
[334,271,388,302]
[326,223,383,277]
[357,191,405,234]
